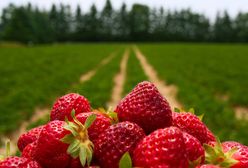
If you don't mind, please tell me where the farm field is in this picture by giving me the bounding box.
[0,43,248,148]
[0,44,124,134]
[138,43,248,144]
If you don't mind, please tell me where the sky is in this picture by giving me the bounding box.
[0,0,248,20]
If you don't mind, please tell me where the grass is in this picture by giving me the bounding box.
[138,43,248,145]
[70,49,124,108]
[0,44,122,134]
[123,49,148,96]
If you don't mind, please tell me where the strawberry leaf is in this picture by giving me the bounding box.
[174,107,181,112]
[61,134,74,144]
[84,114,96,129]
[67,139,80,155]
[79,147,87,166]
[6,140,10,157]
[188,108,195,114]
[119,152,132,168]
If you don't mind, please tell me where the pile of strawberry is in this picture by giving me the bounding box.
[0,81,247,168]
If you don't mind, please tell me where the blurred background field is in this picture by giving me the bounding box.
[0,0,248,146]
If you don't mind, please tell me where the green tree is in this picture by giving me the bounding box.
[129,4,150,41]
[49,4,59,41]
[234,12,248,42]
[100,0,114,40]
[3,6,35,43]
[114,3,129,40]
[56,4,71,41]
[213,11,234,42]
[83,4,100,41]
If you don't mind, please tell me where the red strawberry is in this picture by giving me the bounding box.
[133,126,189,168]
[17,125,44,152]
[196,165,220,168]
[33,120,71,168]
[173,111,213,144]
[0,156,41,168]
[22,141,37,160]
[115,81,172,133]
[50,93,91,121]
[76,112,111,142]
[69,158,99,168]
[222,141,245,149]
[204,139,248,168]
[222,141,248,168]
[206,127,216,142]
[34,113,96,168]
[94,121,145,168]
[183,132,205,165]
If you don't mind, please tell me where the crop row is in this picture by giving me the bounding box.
[0,44,122,134]
[122,49,148,96]
[138,43,248,144]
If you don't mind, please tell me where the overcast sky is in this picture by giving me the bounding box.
[1,0,248,20]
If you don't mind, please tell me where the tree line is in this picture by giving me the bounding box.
[1,0,248,44]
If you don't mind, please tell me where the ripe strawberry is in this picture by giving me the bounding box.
[17,125,44,152]
[0,156,41,168]
[115,81,172,133]
[76,112,111,142]
[33,120,71,168]
[50,93,91,121]
[204,139,248,168]
[69,158,99,168]
[183,132,205,165]
[196,165,220,168]
[22,141,37,160]
[133,126,189,168]
[173,111,214,144]
[222,141,248,168]
[34,113,96,168]
[94,121,145,168]
[206,127,216,142]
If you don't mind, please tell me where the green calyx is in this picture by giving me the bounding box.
[204,138,238,168]
[174,107,204,121]
[189,156,204,168]
[93,107,119,124]
[0,139,11,161]
[119,152,132,168]
[61,111,96,167]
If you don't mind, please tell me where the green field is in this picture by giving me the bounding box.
[138,43,248,144]
[0,44,124,134]
[0,43,247,145]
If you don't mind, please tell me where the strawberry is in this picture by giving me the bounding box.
[183,132,205,165]
[33,120,71,168]
[206,127,216,142]
[0,156,41,168]
[173,111,214,144]
[22,141,37,160]
[204,139,248,168]
[222,141,248,168]
[34,113,97,168]
[94,121,145,168]
[133,126,189,168]
[196,165,220,168]
[69,158,99,168]
[76,112,111,142]
[17,125,44,152]
[50,93,91,121]
[115,81,172,133]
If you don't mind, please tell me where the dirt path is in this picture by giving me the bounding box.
[0,52,116,155]
[235,106,248,120]
[107,49,129,108]
[133,46,182,109]
[80,53,115,83]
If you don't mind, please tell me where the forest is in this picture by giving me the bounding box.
[1,0,248,43]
